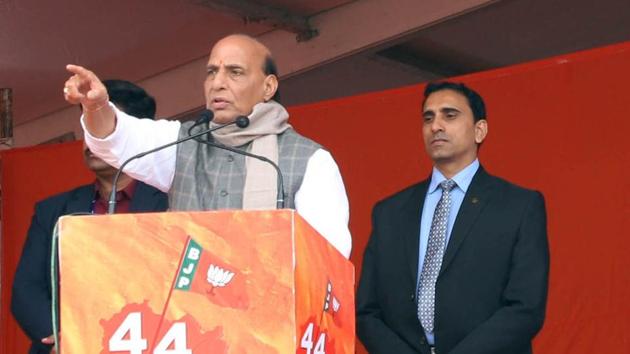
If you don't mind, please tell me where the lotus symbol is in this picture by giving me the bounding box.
[205,264,235,295]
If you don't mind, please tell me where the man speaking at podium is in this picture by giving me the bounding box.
[63,34,351,259]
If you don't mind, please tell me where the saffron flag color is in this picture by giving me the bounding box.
[58,210,354,354]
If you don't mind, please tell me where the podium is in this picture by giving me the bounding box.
[57,210,355,354]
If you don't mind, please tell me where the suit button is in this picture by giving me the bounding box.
[411,293,415,302]
[227,155,234,162]
[220,190,228,197]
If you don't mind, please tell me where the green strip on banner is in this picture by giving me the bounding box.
[174,238,202,291]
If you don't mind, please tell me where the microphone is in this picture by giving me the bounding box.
[186,110,213,136]
[107,110,248,214]
[192,136,286,209]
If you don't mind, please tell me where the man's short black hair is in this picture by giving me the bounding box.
[263,55,281,103]
[103,79,156,119]
[423,81,486,122]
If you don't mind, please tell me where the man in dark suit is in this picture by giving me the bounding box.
[356,81,549,354]
[11,80,169,354]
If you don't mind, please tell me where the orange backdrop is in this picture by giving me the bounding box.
[2,41,629,353]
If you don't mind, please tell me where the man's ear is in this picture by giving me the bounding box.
[475,119,488,144]
[263,75,278,102]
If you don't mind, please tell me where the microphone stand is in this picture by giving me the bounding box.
[107,114,241,214]
[192,138,285,209]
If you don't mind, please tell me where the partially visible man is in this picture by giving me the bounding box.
[357,82,549,354]
[11,80,169,354]
[62,34,352,258]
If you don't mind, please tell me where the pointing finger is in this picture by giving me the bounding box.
[66,64,96,81]
[63,64,108,109]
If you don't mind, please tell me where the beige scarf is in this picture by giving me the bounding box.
[210,100,291,209]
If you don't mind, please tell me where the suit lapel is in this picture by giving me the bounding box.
[402,180,430,283]
[65,184,96,214]
[130,182,161,212]
[440,167,495,275]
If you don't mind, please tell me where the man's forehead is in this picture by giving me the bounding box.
[206,58,245,67]
[423,90,468,110]
[208,35,269,64]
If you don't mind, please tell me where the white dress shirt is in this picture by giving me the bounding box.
[82,104,352,258]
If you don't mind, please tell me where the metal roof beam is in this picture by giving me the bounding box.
[195,0,318,41]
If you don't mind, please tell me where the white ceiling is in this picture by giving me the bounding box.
[1,0,629,130]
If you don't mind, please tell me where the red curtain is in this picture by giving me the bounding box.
[1,142,92,353]
[2,41,629,353]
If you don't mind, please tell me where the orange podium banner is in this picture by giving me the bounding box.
[57,210,355,354]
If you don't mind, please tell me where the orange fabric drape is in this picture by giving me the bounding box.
[288,41,630,354]
[1,141,92,353]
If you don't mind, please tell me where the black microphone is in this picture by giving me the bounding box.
[107,110,248,214]
[190,119,286,209]
[186,110,213,136]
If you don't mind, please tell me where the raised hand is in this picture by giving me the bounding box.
[63,64,116,137]
[63,64,109,112]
